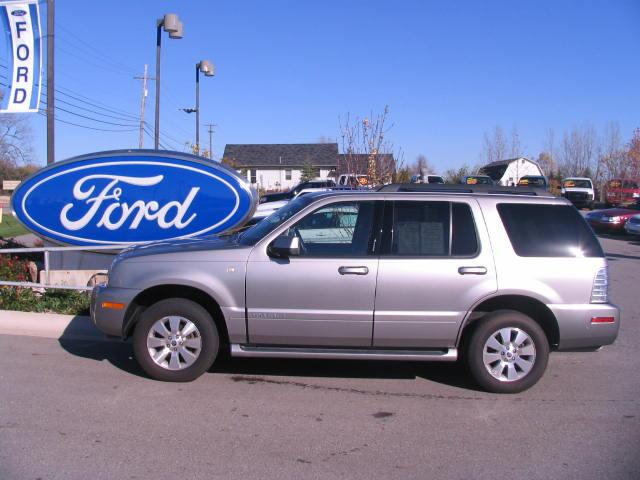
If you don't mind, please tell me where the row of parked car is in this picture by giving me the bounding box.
[585,198,640,236]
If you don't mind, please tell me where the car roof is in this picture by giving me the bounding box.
[302,183,557,201]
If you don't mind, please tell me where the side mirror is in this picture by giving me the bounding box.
[268,235,300,258]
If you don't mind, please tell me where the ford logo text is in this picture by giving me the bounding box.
[11,150,257,246]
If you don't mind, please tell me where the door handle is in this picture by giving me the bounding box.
[338,266,369,275]
[458,266,487,275]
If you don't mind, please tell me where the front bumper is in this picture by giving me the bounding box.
[90,284,142,337]
[550,303,620,350]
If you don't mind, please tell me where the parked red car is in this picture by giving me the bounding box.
[606,178,640,206]
[585,198,640,233]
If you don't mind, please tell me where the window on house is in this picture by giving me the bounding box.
[285,169,292,180]
[250,169,257,184]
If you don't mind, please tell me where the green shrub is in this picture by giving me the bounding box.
[0,287,90,315]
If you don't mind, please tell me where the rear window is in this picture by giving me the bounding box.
[497,204,603,257]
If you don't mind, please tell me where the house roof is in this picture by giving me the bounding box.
[482,157,538,168]
[223,143,339,168]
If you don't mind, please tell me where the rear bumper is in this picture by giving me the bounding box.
[90,284,142,337]
[549,303,620,350]
[587,220,626,232]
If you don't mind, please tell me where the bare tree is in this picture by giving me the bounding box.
[412,154,434,176]
[596,122,625,183]
[0,114,33,177]
[482,126,508,164]
[509,126,523,158]
[444,164,472,184]
[560,124,597,177]
[626,128,640,180]
[339,105,401,185]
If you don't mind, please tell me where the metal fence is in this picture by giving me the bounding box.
[0,244,126,291]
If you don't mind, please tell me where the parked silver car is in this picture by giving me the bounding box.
[91,185,619,393]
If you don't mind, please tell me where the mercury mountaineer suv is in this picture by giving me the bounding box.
[91,184,619,393]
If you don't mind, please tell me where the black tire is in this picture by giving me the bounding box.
[133,298,219,382]
[466,310,549,394]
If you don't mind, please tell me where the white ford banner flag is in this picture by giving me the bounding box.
[0,0,42,113]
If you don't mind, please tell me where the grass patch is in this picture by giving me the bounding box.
[0,287,90,315]
[0,214,28,238]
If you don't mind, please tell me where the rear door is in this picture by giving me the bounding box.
[373,198,497,348]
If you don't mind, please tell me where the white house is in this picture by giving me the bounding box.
[222,143,338,191]
[478,158,544,186]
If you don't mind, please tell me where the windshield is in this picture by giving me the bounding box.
[465,176,492,185]
[608,179,639,189]
[518,176,546,187]
[563,179,592,189]
[239,196,315,245]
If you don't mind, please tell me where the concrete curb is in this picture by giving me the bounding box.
[0,310,111,341]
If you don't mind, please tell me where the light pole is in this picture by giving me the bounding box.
[154,13,183,150]
[183,60,214,155]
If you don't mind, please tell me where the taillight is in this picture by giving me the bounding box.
[590,267,609,303]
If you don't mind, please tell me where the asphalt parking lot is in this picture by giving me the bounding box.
[1,234,639,480]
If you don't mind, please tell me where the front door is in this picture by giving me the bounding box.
[246,200,381,346]
[373,199,497,348]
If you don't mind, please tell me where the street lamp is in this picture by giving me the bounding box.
[183,60,215,155]
[154,13,183,150]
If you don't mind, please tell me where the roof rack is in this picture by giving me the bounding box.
[376,183,552,196]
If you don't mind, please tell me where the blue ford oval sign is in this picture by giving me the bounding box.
[11,150,257,246]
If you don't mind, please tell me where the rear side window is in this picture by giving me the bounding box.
[497,204,604,257]
[389,201,478,257]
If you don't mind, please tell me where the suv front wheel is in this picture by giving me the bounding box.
[466,310,549,393]
[133,298,219,382]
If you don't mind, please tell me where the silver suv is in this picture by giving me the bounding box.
[91,185,619,393]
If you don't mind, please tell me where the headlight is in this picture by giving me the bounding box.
[259,197,267,204]
[610,216,621,223]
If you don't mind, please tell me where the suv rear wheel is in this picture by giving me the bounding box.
[133,298,219,382]
[466,310,549,393]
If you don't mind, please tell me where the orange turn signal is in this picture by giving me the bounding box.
[591,317,615,324]
[101,302,125,310]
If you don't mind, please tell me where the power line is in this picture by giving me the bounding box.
[56,23,138,75]
[37,111,138,132]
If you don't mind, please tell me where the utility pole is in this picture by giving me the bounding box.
[134,64,151,149]
[205,123,216,159]
[46,0,54,164]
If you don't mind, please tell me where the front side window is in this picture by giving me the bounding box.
[239,196,315,246]
[284,201,376,257]
[497,203,604,257]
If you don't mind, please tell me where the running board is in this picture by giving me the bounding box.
[230,344,458,362]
